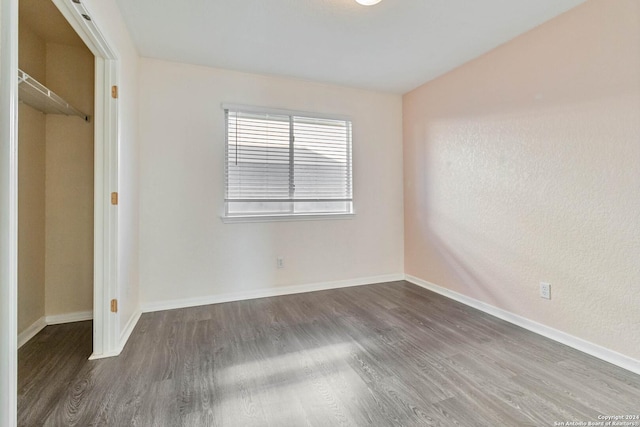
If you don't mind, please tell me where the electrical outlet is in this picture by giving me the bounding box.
[277,257,284,269]
[540,282,551,300]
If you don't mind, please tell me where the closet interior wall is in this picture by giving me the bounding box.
[18,21,46,334]
[18,3,94,336]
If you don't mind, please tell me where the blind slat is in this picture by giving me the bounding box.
[225,109,353,216]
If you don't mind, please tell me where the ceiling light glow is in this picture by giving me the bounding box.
[356,0,382,6]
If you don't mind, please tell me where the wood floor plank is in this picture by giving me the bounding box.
[18,281,640,426]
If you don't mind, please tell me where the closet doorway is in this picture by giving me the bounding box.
[15,0,120,360]
[17,0,95,353]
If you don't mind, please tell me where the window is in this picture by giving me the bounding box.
[224,105,353,219]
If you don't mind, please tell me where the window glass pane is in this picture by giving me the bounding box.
[226,201,294,216]
[293,201,352,215]
[227,111,290,200]
[225,108,353,217]
[293,116,351,201]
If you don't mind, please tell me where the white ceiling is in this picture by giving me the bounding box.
[114,0,585,94]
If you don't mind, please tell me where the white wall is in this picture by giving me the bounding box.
[82,0,140,337]
[138,59,404,306]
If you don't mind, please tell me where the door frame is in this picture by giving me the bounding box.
[0,0,20,425]
[51,0,120,358]
[1,0,120,423]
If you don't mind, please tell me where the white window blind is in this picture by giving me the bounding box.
[225,108,353,217]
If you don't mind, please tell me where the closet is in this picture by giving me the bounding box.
[17,0,95,346]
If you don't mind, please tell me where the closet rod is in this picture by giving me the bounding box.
[18,69,90,122]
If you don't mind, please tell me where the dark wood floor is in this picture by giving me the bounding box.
[18,281,640,426]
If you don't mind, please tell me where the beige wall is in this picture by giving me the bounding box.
[18,21,44,82]
[17,20,95,331]
[44,42,94,316]
[138,59,404,305]
[403,0,640,360]
[17,22,46,333]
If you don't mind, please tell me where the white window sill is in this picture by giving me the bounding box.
[221,213,355,224]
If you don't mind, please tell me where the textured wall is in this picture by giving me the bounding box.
[44,42,94,316]
[403,0,640,360]
[17,22,46,333]
[138,58,404,305]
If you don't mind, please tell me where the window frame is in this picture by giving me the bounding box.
[221,104,355,222]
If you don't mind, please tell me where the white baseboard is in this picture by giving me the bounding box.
[88,309,142,360]
[19,308,143,359]
[18,310,93,349]
[45,310,93,325]
[118,309,142,352]
[141,273,405,313]
[88,350,120,360]
[404,274,640,376]
[17,317,47,349]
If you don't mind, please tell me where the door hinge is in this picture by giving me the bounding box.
[110,299,118,313]
[111,192,118,205]
[111,85,118,99]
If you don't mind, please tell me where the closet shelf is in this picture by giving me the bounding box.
[18,69,90,122]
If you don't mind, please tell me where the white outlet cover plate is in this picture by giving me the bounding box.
[540,282,551,299]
